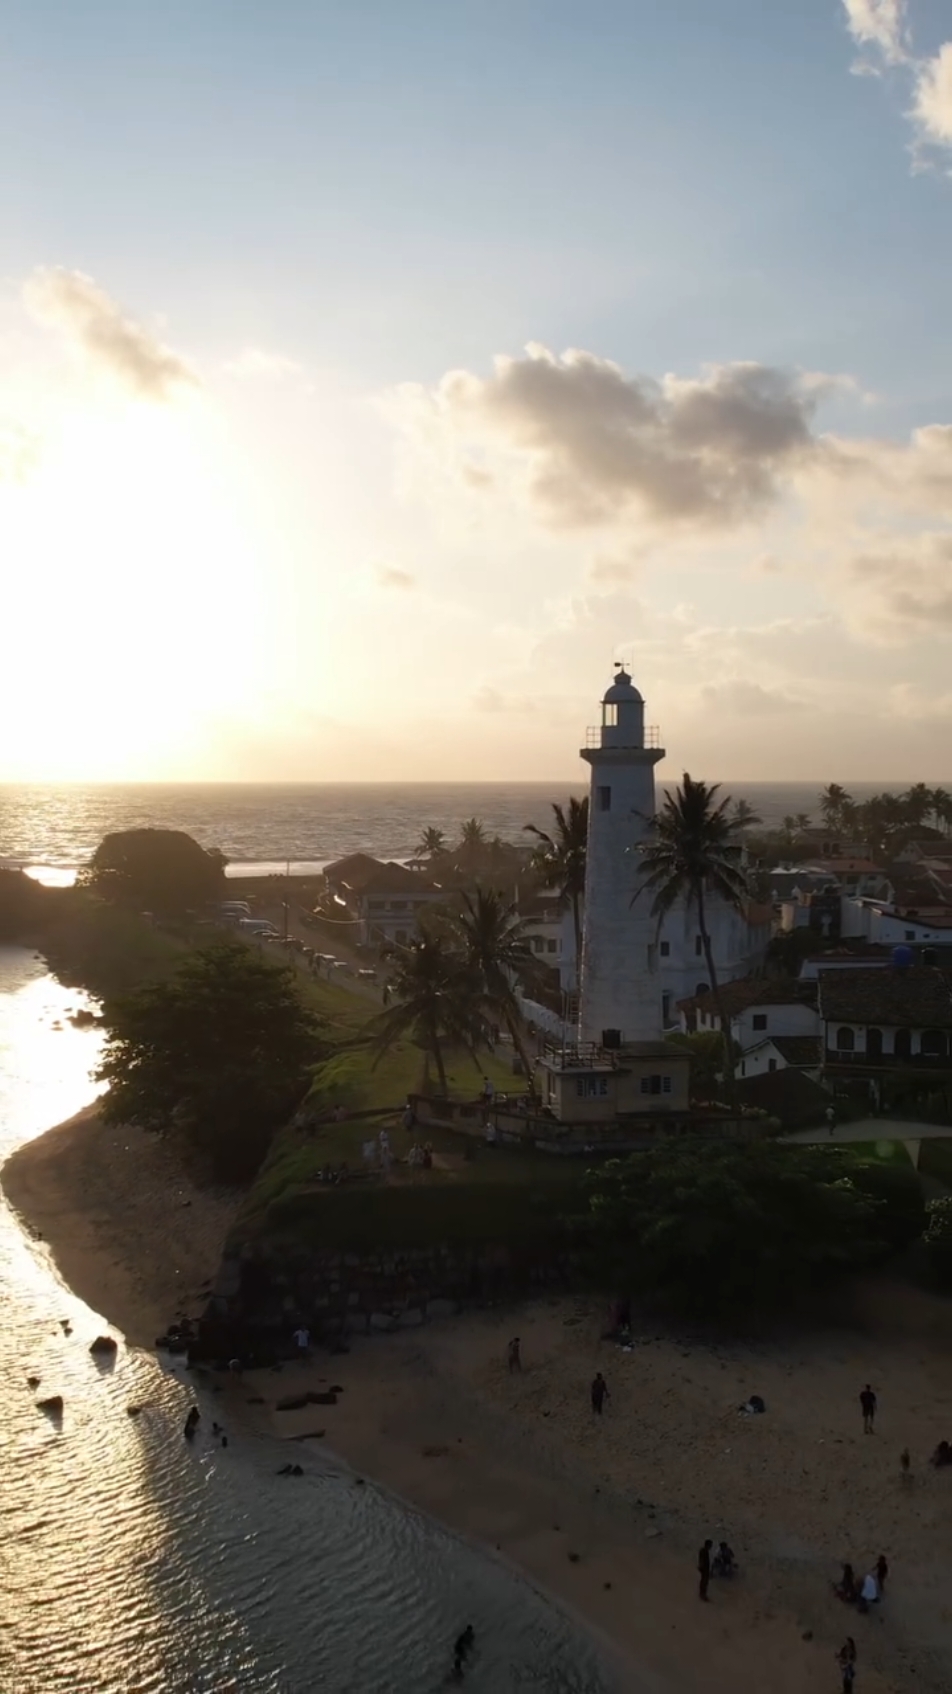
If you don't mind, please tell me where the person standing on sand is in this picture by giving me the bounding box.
[837,1638,857,1691]
[452,1624,475,1677]
[591,1372,609,1414]
[507,1337,522,1372]
[860,1384,877,1433]
[293,1325,310,1364]
[826,1104,837,1137]
[875,1553,888,1593]
[698,1539,713,1602]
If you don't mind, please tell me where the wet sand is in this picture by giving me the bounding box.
[7,1108,952,1690]
[2,1105,237,1347]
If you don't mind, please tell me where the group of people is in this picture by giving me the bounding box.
[182,1405,229,1448]
[696,1539,736,1600]
[834,1556,888,1613]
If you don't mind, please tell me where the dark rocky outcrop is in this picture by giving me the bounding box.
[197,1239,581,1360]
[89,1335,118,1357]
[37,1395,64,1415]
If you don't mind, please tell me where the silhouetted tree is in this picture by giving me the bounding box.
[82,828,226,916]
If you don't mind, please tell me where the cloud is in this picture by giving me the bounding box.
[849,537,952,634]
[391,345,826,532]
[699,680,808,716]
[472,684,540,715]
[913,42,952,147]
[841,2,952,158]
[842,0,908,66]
[377,565,416,590]
[0,421,40,484]
[588,549,643,587]
[223,347,303,380]
[23,267,198,399]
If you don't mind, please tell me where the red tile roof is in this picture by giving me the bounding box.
[817,965,952,1028]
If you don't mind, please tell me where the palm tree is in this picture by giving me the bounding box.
[452,887,538,1078]
[794,812,812,835]
[931,787,952,835]
[454,817,488,875]
[416,826,448,859]
[635,774,750,1114]
[369,935,482,1097]
[903,783,933,828]
[729,797,760,832]
[524,796,589,985]
[819,784,852,831]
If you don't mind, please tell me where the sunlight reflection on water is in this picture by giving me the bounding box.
[0,949,620,1694]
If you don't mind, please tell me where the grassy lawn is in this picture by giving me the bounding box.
[234,961,563,1244]
[846,1140,917,1167]
[240,1119,586,1246]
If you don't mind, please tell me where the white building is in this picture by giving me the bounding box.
[684,978,819,1052]
[840,897,952,948]
[543,895,770,1029]
[577,667,664,1044]
[737,1036,821,1081]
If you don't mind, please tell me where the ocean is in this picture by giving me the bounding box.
[0,781,924,879]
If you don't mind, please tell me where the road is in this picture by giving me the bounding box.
[783,1118,950,1145]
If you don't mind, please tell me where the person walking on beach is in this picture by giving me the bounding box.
[698,1538,713,1602]
[591,1372,609,1414]
[452,1624,475,1677]
[507,1337,522,1372]
[860,1383,877,1433]
[293,1325,310,1364]
[875,1553,888,1593]
[837,1638,857,1691]
[826,1104,837,1137]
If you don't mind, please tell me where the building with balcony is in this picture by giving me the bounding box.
[534,1037,691,1123]
[818,964,952,1105]
[321,853,444,947]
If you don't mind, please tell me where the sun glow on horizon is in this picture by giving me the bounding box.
[1,392,279,781]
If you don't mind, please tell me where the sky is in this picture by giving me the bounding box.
[2,0,952,784]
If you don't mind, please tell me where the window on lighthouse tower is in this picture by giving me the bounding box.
[598,786,611,812]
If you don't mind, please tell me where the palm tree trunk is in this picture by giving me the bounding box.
[431,1032,449,1096]
[503,1009,536,1083]
[695,881,740,1118]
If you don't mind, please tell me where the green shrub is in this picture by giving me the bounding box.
[923,1195,952,1291]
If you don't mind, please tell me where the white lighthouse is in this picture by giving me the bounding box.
[578,667,664,1046]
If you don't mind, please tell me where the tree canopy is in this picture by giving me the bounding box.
[582,1139,900,1317]
[97,938,321,1180]
[371,933,484,1095]
[452,887,539,1076]
[524,796,588,983]
[82,828,226,915]
[637,775,752,1111]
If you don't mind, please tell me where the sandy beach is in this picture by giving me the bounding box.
[2,1105,238,1348]
[5,1111,952,1692]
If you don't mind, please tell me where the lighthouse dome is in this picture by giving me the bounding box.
[602,667,643,705]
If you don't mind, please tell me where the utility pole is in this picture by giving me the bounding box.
[283,857,290,942]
